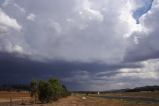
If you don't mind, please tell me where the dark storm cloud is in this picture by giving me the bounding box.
[0,52,143,89]
[124,48,159,63]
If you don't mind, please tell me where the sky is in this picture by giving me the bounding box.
[0,0,159,91]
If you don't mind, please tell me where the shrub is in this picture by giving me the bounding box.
[38,80,53,103]
[30,78,70,103]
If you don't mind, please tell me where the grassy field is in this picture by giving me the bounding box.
[0,91,159,106]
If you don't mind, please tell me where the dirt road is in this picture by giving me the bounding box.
[33,95,116,106]
[1,95,159,106]
[0,95,119,106]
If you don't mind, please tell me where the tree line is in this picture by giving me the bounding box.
[30,78,71,103]
[0,84,30,91]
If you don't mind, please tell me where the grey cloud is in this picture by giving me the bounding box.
[124,2,159,62]
[0,0,159,90]
[0,52,145,90]
[0,0,130,63]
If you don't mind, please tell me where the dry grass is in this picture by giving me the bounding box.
[0,91,30,99]
[0,91,31,105]
[0,91,159,106]
[40,94,159,106]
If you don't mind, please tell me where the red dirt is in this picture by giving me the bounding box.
[0,91,30,99]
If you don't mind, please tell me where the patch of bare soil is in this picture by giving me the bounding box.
[1,94,159,106]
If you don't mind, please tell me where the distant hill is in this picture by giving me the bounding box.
[102,86,159,93]
[72,86,159,94]
[125,86,159,92]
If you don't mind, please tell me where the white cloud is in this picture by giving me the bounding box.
[2,0,12,7]
[13,3,26,13]
[1,0,159,90]
[49,21,62,34]
[0,0,156,64]
[12,45,24,54]
[27,13,36,21]
[2,0,26,13]
[117,59,159,79]
[0,8,21,32]
[0,40,24,54]
[6,44,24,54]
[124,0,159,62]
[0,1,157,62]
[77,0,104,22]
[119,0,148,44]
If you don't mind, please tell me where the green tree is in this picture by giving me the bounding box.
[30,78,70,104]
[38,80,53,103]
[48,78,63,100]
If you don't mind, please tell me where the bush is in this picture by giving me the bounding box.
[30,78,70,103]
[38,80,53,103]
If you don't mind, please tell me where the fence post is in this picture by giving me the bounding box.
[10,97,12,106]
[21,98,24,105]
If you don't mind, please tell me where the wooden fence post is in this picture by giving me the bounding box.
[10,97,12,106]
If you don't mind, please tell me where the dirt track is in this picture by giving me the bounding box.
[0,95,121,106]
[1,94,159,106]
[0,96,90,106]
